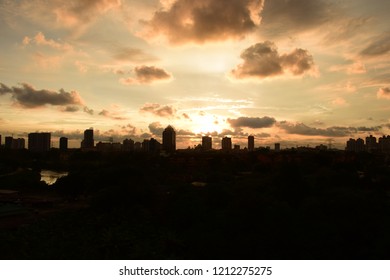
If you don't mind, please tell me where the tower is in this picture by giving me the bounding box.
[162,125,176,153]
[248,135,254,151]
[202,136,212,150]
[221,136,232,151]
[81,128,94,149]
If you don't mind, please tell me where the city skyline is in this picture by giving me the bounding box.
[1,0,390,149]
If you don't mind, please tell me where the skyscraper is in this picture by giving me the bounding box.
[81,128,94,149]
[202,136,212,150]
[248,135,254,151]
[162,125,176,153]
[221,136,232,151]
[60,137,68,151]
[28,133,51,152]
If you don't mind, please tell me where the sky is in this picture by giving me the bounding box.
[1,0,390,149]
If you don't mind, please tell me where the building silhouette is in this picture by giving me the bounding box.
[365,135,377,152]
[162,125,176,153]
[81,128,94,149]
[248,136,254,151]
[59,137,68,151]
[275,143,280,151]
[122,139,135,152]
[221,136,232,151]
[5,136,13,149]
[202,136,212,150]
[28,133,51,152]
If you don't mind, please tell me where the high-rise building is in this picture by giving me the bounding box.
[5,136,13,149]
[248,136,254,151]
[275,143,280,152]
[59,137,68,151]
[28,133,51,152]
[221,136,232,151]
[81,128,94,149]
[202,136,212,150]
[366,135,377,152]
[0,135,2,147]
[162,125,176,153]
[122,139,135,152]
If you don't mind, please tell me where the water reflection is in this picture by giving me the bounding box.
[40,170,68,185]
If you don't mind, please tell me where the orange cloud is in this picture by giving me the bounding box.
[377,87,390,99]
[142,0,264,44]
[231,41,316,80]
[120,66,172,85]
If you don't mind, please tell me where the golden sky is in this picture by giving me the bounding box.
[1,0,390,149]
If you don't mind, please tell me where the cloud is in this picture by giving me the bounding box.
[0,82,83,108]
[63,105,80,112]
[279,122,381,137]
[98,109,127,120]
[331,97,348,106]
[231,41,316,80]
[377,87,390,99]
[23,32,73,52]
[260,0,335,37]
[361,33,390,57]
[148,122,165,135]
[113,47,158,63]
[53,0,121,29]
[142,0,264,44]
[83,106,94,115]
[120,66,172,85]
[140,103,176,118]
[228,116,276,128]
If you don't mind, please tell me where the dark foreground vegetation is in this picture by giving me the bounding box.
[1,149,390,259]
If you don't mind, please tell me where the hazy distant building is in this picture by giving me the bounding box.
[346,138,356,152]
[379,135,390,153]
[5,136,13,149]
[366,135,377,152]
[275,143,280,152]
[346,138,365,152]
[28,133,51,152]
[122,139,134,152]
[134,142,142,151]
[81,128,94,149]
[221,136,232,151]
[234,144,240,151]
[202,136,212,150]
[142,139,150,152]
[162,125,176,153]
[248,136,254,151]
[149,138,161,153]
[59,137,68,151]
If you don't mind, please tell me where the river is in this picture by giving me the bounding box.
[40,169,69,185]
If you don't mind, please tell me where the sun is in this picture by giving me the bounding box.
[191,114,224,134]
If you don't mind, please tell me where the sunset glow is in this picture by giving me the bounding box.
[1,0,390,149]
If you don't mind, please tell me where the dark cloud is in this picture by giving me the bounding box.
[113,47,158,63]
[83,106,94,115]
[279,122,381,137]
[231,41,315,79]
[63,105,80,112]
[143,0,264,44]
[0,82,83,108]
[98,109,127,120]
[121,66,172,84]
[360,33,390,57]
[260,0,335,37]
[148,122,165,135]
[377,87,390,99]
[140,103,176,118]
[228,116,276,128]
